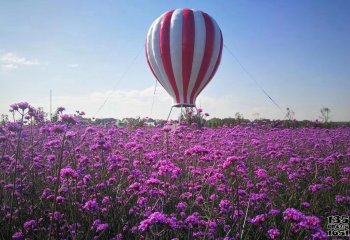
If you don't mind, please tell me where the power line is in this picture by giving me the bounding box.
[224,44,284,113]
[93,47,143,118]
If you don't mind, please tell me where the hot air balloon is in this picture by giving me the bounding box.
[146,9,223,111]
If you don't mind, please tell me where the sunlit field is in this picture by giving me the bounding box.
[1,103,349,240]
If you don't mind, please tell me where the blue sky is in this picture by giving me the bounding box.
[1,0,349,120]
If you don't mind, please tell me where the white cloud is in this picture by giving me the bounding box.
[52,87,172,119]
[0,52,40,71]
[3,86,347,120]
[68,63,79,68]
[1,86,348,121]
[43,87,283,120]
[1,64,18,70]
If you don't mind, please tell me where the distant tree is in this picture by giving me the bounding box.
[235,112,243,119]
[285,107,295,121]
[235,112,244,124]
[252,113,260,120]
[1,114,8,125]
[320,107,331,123]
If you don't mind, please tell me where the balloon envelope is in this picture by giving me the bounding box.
[146,9,223,107]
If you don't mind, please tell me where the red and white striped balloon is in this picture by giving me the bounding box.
[146,9,223,107]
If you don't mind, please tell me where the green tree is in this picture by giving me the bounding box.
[285,107,295,121]
[1,114,8,125]
[320,107,331,123]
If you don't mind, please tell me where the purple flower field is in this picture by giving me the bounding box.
[1,103,349,239]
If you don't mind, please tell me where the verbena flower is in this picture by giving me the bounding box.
[299,216,320,230]
[250,214,267,225]
[219,199,232,215]
[60,167,79,179]
[23,219,36,232]
[268,228,280,239]
[12,232,24,240]
[283,208,304,222]
[96,223,109,232]
[139,212,168,232]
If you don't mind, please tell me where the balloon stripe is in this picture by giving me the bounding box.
[146,47,166,90]
[193,18,222,100]
[182,9,195,104]
[148,17,175,98]
[145,40,159,83]
[187,11,206,105]
[160,11,180,103]
[196,31,223,99]
[170,10,184,104]
[208,31,223,84]
[190,12,215,104]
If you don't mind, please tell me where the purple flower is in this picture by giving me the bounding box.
[185,213,199,227]
[146,178,162,185]
[325,176,334,184]
[10,104,19,111]
[250,193,268,202]
[336,195,347,203]
[301,202,311,208]
[60,114,78,125]
[340,177,348,184]
[137,197,148,206]
[283,208,304,222]
[49,125,66,134]
[4,184,14,190]
[222,156,239,169]
[185,146,209,155]
[57,107,65,112]
[162,126,172,132]
[7,122,21,132]
[309,184,323,193]
[196,195,204,205]
[289,157,301,164]
[83,200,99,211]
[299,216,320,230]
[208,221,217,229]
[268,228,280,239]
[209,194,218,201]
[268,209,281,216]
[312,230,329,240]
[219,199,232,215]
[255,168,268,179]
[56,196,65,203]
[17,102,30,110]
[96,223,109,232]
[12,232,24,240]
[83,174,92,184]
[250,214,267,225]
[60,167,78,179]
[23,219,36,231]
[139,212,169,232]
[102,196,112,205]
[177,202,187,211]
[148,212,168,224]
